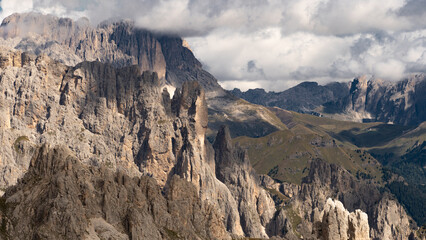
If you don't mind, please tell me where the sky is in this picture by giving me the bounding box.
[0,0,425,91]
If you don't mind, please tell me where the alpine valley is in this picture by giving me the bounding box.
[0,12,424,240]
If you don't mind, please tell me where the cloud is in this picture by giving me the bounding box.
[7,0,423,36]
[187,28,426,90]
[0,0,425,90]
[246,60,267,79]
[399,0,426,16]
[0,0,34,20]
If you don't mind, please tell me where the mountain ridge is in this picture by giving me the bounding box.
[232,74,426,126]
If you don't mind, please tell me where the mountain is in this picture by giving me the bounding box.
[323,75,426,126]
[231,81,349,113]
[0,12,420,239]
[0,12,220,91]
[0,12,286,140]
[232,75,426,126]
[0,48,277,238]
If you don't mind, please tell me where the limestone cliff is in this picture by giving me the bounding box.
[322,75,426,125]
[315,198,370,240]
[0,145,229,240]
[295,159,413,239]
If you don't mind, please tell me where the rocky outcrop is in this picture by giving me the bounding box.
[295,159,413,240]
[315,198,370,240]
[0,145,229,240]
[324,75,426,125]
[213,126,275,238]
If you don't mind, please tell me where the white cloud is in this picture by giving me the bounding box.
[279,0,426,35]
[0,0,34,20]
[188,29,426,90]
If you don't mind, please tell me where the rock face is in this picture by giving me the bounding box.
[323,75,426,125]
[0,12,285,139]
[315,198,370,240]
[295,159,413,240]
[213,126,275,237]
[0,145,229,240]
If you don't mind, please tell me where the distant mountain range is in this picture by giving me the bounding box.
[232,74,426,126]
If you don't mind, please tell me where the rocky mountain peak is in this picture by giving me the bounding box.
[172,81,206,118]
[315,198,370,240]
[213,125,252,176]
[298,159,413,239]
[0,12,223,92]
[212,125,275,238]
[213,125,233,156]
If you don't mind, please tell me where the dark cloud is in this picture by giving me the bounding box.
[247,60,266,79]
[399,0,426,16]
[350,37,373,58]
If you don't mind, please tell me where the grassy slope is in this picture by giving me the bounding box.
[367,122,426,163]
[234,126,382,185]
[276,107,422,160]
[234,107,425,185]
